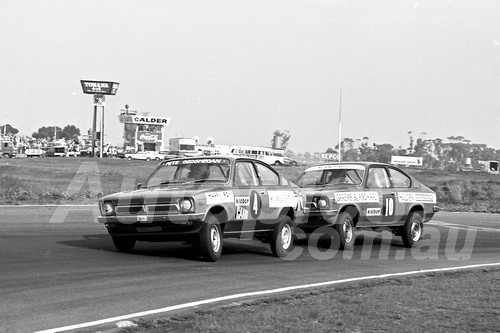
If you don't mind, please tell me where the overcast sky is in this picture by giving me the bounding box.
[1,0,499,152]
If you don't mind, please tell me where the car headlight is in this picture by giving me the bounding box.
[179,198,195,213]
[102,201,115,215]
[317,198,328,208]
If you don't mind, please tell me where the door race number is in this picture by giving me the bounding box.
[384,196,395,217]
[249,191,262,219]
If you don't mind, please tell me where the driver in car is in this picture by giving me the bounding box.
[188,164,210,180]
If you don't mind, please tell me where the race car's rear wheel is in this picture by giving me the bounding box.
[334,211,356,250]
[199,214,223,261]
[270,216,294,258]
[112,236,136,252]
[402,212,423,248]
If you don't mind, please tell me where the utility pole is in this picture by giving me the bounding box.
[338,88,342,162]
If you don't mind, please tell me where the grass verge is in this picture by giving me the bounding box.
[1,158,500,212]
[120,267,500,333]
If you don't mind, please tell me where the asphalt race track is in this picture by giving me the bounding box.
[1,205,499,332]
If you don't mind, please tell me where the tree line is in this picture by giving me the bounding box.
[1,124,81,141]
[288,135,500,170]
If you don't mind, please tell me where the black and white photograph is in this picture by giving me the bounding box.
[1,1,499,332]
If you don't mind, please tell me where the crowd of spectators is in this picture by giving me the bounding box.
[1,134,120,157]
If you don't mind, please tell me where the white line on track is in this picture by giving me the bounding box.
[34,262,500,333]
[429,220,500,233]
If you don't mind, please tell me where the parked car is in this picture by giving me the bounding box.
[294,162,439,249]
[98,156,307,261]
[283,157,299,166]
[124,150,166,161]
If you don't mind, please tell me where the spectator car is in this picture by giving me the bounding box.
[124,150,167,161]
[98,156,307,261]
[294,162,439,249]
[283,157,299,167]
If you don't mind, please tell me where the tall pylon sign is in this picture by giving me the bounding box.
[80,80,119,158]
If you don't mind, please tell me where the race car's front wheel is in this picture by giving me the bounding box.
[334,211,356,250]
[270,216,294,258]
[402,212,423,248]
[112,236,136,252]
[199,215,223,261]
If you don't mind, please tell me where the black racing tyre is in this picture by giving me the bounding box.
[146,157,151,161]
[112,236,136,252]
[273,161,282,166]
[199,214,223,261]
[402,212,423,248]
[334,211,356,250]
[155,157,161,161]
[270,216,294,258]
[127,156,132,160]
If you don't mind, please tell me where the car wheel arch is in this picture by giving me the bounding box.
[206,206,229,229]
[337,205,360,227]
[408,205,424,219]
[278,207,295,223]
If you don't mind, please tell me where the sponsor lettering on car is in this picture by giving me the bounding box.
[295,162,440,250]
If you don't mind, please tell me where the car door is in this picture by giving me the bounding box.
[386,166,414,221]
[363,166,405,226]
[226,161,264,237]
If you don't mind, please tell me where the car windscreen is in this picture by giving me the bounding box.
[144,158,231,187]
[295,165,365,187]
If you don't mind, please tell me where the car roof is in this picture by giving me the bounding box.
[161,155,265,164]
[310,161,393,168]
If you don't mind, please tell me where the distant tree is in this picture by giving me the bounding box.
[342,138,355,150]
[326,147,335,153]
[60,125,80,140]
[376,143,394,164]
[0,124,19,135]
[32,126,62,140]
[343,147,361,161]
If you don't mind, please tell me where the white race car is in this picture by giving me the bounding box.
[124,151,166,161]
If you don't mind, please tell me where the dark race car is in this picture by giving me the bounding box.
[295,162,439,249]
[98,156,307,261]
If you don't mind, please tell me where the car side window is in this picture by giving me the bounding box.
[255,162,280,186]
[234,162,259,186]
[388,168,411,188]
[366,167,390,188]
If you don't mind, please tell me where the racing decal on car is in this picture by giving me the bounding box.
[305,164,365,172]
[235,206,249,219]
[205,191,234,205]
[397,192,436,204]
[382,194,395,217]
[249,191,262,219]
[294,192,304,212]
[234,196,250,219]
[268,190,297,208]
[235,196,250,205]
[366,208,382,216]
[334,191,379,203]
[164,158,229,166]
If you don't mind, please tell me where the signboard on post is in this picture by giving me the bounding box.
[118,115,171,125]
[80,79,119,158]
[391,155,423,166]
[80,80,119,95]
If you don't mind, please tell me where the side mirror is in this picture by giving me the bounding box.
[136,183,143,190]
